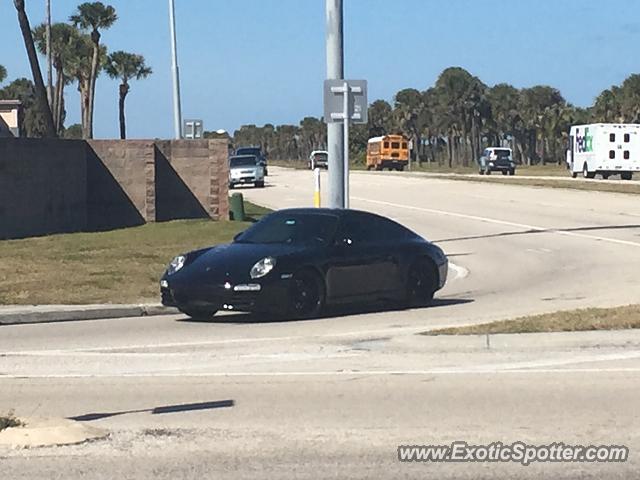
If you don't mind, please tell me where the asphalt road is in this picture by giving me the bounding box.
[2,167,640,479]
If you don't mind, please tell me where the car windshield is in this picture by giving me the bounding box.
[494,149,511,159]
[236,148,261,156]
[235,213,339,245]
[230,156,258,167]
[314,153,328,161]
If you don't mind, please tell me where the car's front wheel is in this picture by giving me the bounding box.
[287,269,325,319]
[406,257,437,307]
[181,309,218,321]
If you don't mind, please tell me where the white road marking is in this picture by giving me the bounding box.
[354,197,640,248]
[3,350,640,378]
[2,368,640,379]
[448,262,469,279]
[0,326,433,356]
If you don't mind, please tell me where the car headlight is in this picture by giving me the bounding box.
[432,246,447,263]
[166,255,186,275]
[489,162,494,166]
[250,257,276,279]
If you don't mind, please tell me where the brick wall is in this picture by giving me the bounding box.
[0,138,230,240]
[0,139,86,239]
[86,140,155,231]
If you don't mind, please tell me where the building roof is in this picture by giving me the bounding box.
[0,100,22,108]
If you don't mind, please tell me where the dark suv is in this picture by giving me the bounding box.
[478,147,516,175]
[235,146,268,175]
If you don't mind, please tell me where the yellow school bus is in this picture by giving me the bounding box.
[366,134,410,171]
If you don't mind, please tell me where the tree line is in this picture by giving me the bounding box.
[2,1,151,139]
[221,67,640,167]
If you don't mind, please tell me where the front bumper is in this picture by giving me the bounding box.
[161,276,290,313]
[230,176,262,185]
[437,260,448,289]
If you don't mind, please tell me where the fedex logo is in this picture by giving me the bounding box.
[576,128,593,153]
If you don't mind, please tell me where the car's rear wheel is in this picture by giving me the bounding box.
[622,172,633,181]
[406,257,438,307]
[486,169,492,175]
[255,181,265,188]
[502,170,508,175]
[181,309,218,321]
[509,169,515,176]
[288,269,325,319]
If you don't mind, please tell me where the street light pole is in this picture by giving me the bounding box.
[45,0,52,107]
[325,0,345,208]
[169,0,183,139]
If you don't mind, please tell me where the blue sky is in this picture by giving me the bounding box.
[0,0,639,139]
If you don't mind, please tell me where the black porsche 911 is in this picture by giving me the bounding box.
[160,208,448,320]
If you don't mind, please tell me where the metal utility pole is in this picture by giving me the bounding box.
[45,0,52,107]
[325,0,345,208]
[169,0,183,139]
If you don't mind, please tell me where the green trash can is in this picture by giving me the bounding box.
[229,192,245,221]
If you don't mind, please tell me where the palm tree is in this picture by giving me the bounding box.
[33,23,80,135]
[12,0,56,137]
[70,2,117,138]
[64,33,96,140]
[0,65,6,83]
[104,51,152,139]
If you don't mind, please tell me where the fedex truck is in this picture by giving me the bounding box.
[566,124,640,180]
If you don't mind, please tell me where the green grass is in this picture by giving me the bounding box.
[403,163,569,176]
[0,201,272,305]
[431,174,640,195]
[271,159,571,176]
[423,305,640,336]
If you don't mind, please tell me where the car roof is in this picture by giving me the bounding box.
[272,208,383,219]
[230,154,258,160]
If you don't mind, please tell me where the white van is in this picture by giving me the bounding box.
[566,124,640,180]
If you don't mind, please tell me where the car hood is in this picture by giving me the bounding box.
[180,242,305,281]
[230,166,258,173]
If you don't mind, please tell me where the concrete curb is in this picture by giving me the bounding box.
[0,304,179,326]
[0,416,108,448]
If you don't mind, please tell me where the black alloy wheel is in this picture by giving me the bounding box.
[288,270,324,319]
[406,258,437,307]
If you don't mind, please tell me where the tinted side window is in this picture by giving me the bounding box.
[375,216,414,240]
[339,212,412,244]
[610,133,616,142]
[625,133,631,143]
